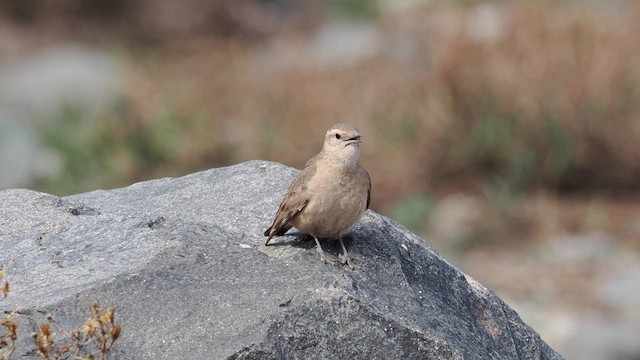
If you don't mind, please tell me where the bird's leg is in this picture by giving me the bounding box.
[313,237,335,265]
[338,237,354,269]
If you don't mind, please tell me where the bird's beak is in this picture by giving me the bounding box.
[345,135,362,146]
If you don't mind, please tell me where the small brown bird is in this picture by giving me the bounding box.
[264,123,371,268]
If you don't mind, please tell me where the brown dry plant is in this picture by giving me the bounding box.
[0,314,17,360]
[30,2,640,247]
[40,2,640,204]
[0,271,17,360]
[1,270,120,360]
[33,301,121,360]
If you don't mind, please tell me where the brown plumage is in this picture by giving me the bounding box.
[264,123,371,268]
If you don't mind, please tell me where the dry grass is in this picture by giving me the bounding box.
[0,272,121,360]
[29,1,640,246]
[42,3,639,192]
[32,302,121,360]
[1,272,17,360]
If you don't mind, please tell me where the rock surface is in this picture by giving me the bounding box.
[0,161,563,359]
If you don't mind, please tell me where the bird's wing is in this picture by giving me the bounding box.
[264,164,317,243]
[358,164,371,209]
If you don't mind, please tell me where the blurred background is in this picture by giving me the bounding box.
[1,0,639,358]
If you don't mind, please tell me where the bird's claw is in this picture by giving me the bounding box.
[338,253,354,269]
[318,250,336,265]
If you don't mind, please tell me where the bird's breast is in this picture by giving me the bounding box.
[292,163,368,238]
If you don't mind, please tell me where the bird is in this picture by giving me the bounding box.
[264,123,371,268]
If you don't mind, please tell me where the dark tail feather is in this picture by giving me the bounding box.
[274,226,290,237]
[264,225,291,246]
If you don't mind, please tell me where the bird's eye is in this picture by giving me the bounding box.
[335,133,341,139]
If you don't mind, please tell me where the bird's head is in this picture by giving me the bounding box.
[322,123,362,165]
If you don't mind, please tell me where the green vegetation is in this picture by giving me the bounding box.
[37,101,190,195]
[388,192,435,235]
[329,0,379,20]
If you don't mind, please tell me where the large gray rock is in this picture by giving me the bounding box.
[0,161,563,359]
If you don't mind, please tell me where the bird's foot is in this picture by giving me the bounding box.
[313,237,335,265]
[338,253,354,269]
[318,250,336,265]
[338,237,355,269]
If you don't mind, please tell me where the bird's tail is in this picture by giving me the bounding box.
[263,225,291,246]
